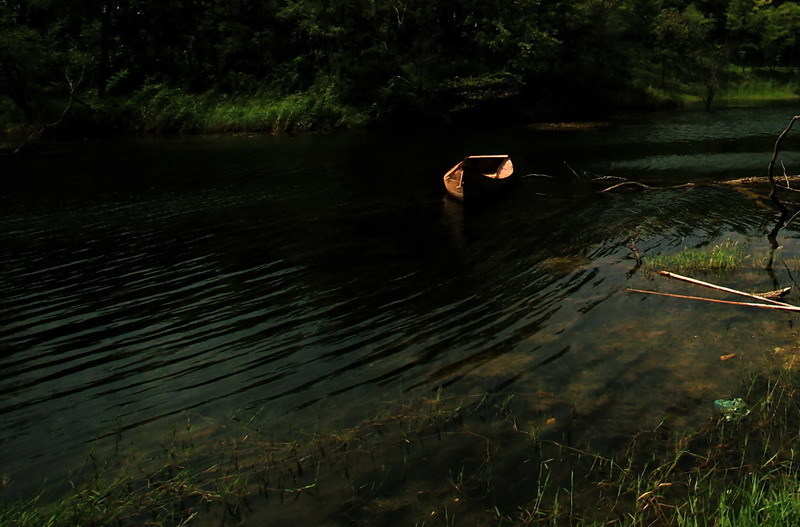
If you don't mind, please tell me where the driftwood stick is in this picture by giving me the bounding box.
[658,271,792,307]
[627,288,800,312]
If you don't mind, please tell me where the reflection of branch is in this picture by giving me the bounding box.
[626,238,642,279]
[15,66,85,154]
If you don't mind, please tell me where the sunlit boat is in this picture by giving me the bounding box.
[443,155,515,201]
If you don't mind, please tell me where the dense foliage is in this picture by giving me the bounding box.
[1,0,799,133]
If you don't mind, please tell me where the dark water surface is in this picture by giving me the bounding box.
[3,105,800,499]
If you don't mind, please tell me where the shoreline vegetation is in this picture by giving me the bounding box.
[2,69,799,143]
[4,0,800,142]
[3,367,800,526]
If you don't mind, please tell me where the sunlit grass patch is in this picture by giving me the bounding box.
[134,83,365,134]
[645,240,747,274]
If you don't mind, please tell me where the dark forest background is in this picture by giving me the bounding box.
[2,0,799,134]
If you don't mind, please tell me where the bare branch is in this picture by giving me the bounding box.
[766,115,800,238]
[14,66,85,154]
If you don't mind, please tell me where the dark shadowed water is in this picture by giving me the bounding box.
[3,104,800,500]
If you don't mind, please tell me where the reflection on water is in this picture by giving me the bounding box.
[3,105,800,498]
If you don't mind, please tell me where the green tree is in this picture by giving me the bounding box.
[654,4,727,109]
[761,2,800,69]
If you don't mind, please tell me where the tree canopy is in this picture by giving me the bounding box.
[1,0,799,133]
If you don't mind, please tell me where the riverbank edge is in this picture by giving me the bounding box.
[2,76,798,152]
[2,365,800,526]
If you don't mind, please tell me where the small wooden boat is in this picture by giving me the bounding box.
[443,155,515,201]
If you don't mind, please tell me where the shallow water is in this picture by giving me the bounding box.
[3,105,800,500]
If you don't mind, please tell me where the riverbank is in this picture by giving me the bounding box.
[1,69,797,143]
[3,364,800,526]
[0,83,367,139]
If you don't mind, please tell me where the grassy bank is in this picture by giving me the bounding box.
[3,365,800,526]
[2,66,798,142]
[630,66,800,110]
[130,83,368,134]
[0,83,368,139]
[718,67,800,103]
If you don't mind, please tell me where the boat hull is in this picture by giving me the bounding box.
[443,155,515,201]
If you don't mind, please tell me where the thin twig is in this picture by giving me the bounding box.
[563,162,582,179]
[782,160,791,189]
[783,208,800,231]
[14,66,85,154]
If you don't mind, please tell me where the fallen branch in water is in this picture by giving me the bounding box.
[599,181,696,193]
[721,175,800,187]
[627,288,800,312]
[658,271,792,307]
[560,165,696,193]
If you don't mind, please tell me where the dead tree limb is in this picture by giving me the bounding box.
[767,115,800,239]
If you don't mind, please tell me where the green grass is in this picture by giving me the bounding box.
[696,474,800,527]
[132,83,366,134]
[645,240,747,274]
[1,82,367,139]
[629,65,800,110]
[717,66,800,102]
